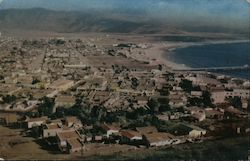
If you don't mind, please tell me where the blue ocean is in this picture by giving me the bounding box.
[166,42,250,79]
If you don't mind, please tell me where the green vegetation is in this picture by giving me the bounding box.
[38,97,55,117]
[32,78,41,84]
[31,126,41,138]
[131,77,140,89]
[179,79,193,93]
[188,97,203,107]
[227,96,242,109]
[188,91,213,107]
[179,79,201,93]
[148,98,160,114]
[202,91,213,107]
[2,95,17,104]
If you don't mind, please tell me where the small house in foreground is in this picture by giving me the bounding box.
[143,132,176,147]
[26,116,48,129]
[120,130,143,145]
[171,123,206,138]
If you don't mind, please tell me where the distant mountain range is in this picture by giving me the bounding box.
[0,8,248,34]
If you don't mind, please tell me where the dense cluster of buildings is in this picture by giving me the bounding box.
[0,36,249,155]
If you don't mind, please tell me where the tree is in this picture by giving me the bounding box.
[159,104,171,112]
[159,88,170,96]
[105,112,118,123]
[202,91,213,107]
[32,78,41,84]
[157,97,170,112]
[179,79,193,93]
[2,95,16,104]
[38,97,55,116]
[0,75,4,80]
[90,106,107,124]
[31,126,41,138]
[131,77,139,88]
[55,107,66,118]
[148,98,160,114]
[158,64,163,71]
[126,107,148,120]
[188,97,203,107]
[228,96,242,109]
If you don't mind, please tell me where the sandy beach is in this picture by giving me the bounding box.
[139,39,250,70]
[143,42,189,70]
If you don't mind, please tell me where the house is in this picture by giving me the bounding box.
[43,123,62,138]
[26,116,48,129]
[156,113,169,121]
[230,89,250,99]
[17,75,33,85]
[241,99,249,109]
[186,106,204,115]
[186,106,206,122]
[225,106,246,118]
[43,123,64,138]
[172,86,183,91]
[0,84,21,96]
[212,89,250,104]
[85,136,93,142]
[65,116,82,129]
[49,79,74,91]
[211,90,227,104]
[50,119,63,126]
[0,113,18,126]
[169,98,186,108]
[186,75,220,86]
[169,112,181,120]
[136,126,158,135]
[93,135,103,142]
[120,130,143,144]
[191,91,203,97]
[100,124,120,137]
[190,112,206,122]
[243,81,250,88]
[171,124,206,138]
[136,96,148,106]
[4,76,18,84]
[55,95,76,108]
[67,138,83,154]
[205,108,224,120]
[56,129,81,153]
[92,91,110,105]
[90,76,108,90]
[143,132,176,147]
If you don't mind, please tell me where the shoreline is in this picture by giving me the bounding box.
[143,39,250,71]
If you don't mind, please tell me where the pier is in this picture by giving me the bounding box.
[173,65,250,72]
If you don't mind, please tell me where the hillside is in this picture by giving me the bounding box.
[0,8,248,35]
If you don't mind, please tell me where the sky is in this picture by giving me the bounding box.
[0,0,249,30]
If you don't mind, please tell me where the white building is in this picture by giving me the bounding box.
[211,89,250,104]
[26,116,48,129]
[143,132,176,147]
[100,124,120,138]
[173,124,206,138]
[43,123,63,138]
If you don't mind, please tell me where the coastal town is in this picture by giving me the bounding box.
[0,33,249,160]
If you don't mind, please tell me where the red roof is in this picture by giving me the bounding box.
[121,130,141,139]
[101,124,120,131]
